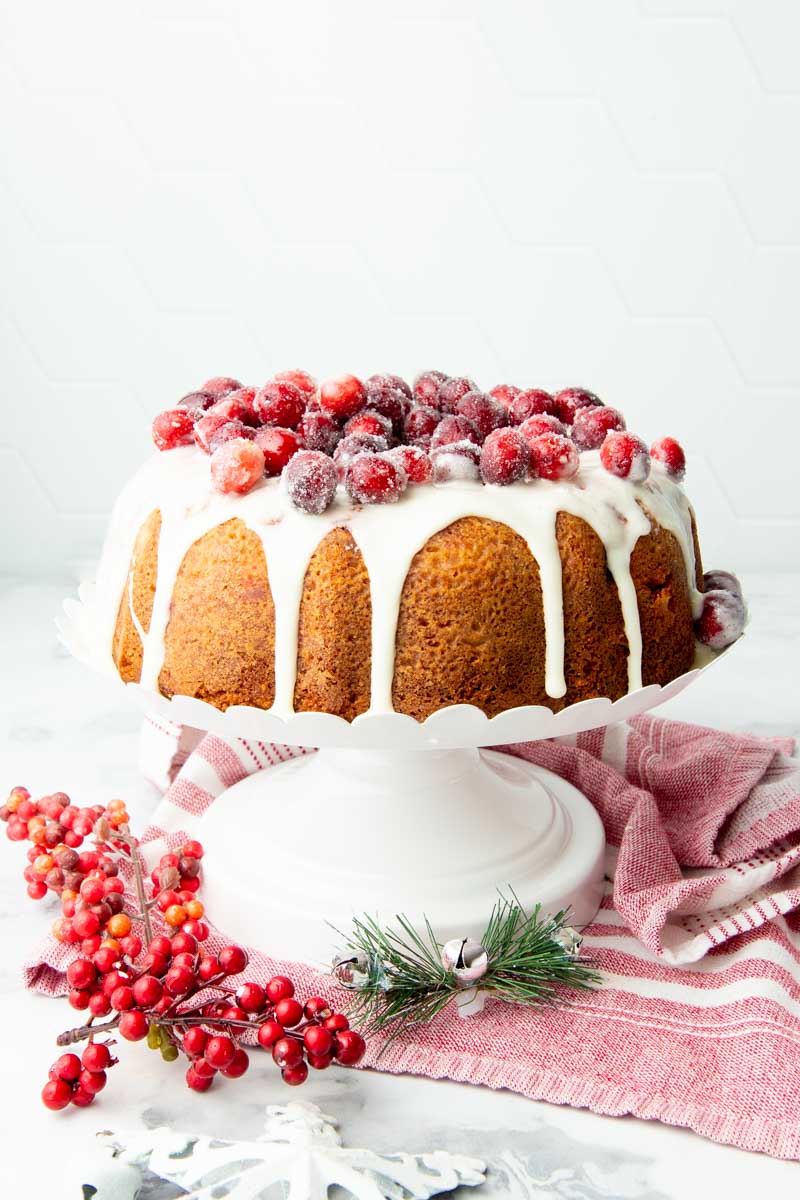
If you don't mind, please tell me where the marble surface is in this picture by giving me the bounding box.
[0,573,798,1197]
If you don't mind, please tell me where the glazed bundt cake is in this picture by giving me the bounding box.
[98,371,745,721]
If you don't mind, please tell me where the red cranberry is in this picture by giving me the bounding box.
[201,376,242,397]
[186,1066,214,1092]
[165,964,195,996]
[509,389,556,425]
[66,958,96,991]
[430,414,481,450]
[42,1079,74,1110]
[553,387,602,425]
[81,1043,112,1073]
[222,387,258,423]
[218,945,249,976]
[152,409,195,451]
[273,368,317,400]
[383,445,432,484]
[284,450,338,514]
[437,376,477,414]
[253,380,305,429]
[430,441,481,482]
[650,436,686,480]
[265,975,294,1002]
[304,1025,333,1057]
[236,981,266,1013]
[282,1062,309,1086]
[363,376,409,431]
[119,1010,149,1041]
[254,426,302,477]
[480,428,530,485]
[319,374,366,420]
[183,1027,208,1057]
[600,431,650,482]
[207,419,257,453]
[456,391,507,439]
[413,370,448,406]
[178,390,217,416]
[518,414,566,447]
[205,1036,236,1070]
[297,409,341,454]
[210,439,265,495]
[695,590,746,650]
[194,408,243,454]
[403,404,440,444]
[272,1037,304,1070]
[489,383,521,412]
[528,433,580,481]
[345,453,407,505]
[257,1019,285,1048]
[333,1029,366,1065]
[572,406,626,451]
[344,410,393,441]
[333,433,389,480]
[51,1052,82,1082]
[274,997,304,1027]
[221,1048,250,1078]
[79,1068,107,1095]
[703,570,742,599]
[132,974,163,1007]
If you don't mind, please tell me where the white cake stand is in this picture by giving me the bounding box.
[58,586,731,966]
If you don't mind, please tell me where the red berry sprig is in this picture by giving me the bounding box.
[2,788,367,1111]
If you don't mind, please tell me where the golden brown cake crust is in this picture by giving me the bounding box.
[112,509,161,684]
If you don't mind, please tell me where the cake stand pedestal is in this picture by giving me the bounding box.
[199,747,605,966]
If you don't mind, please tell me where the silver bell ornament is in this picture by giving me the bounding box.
[552,925,583,957]
[331,948,376,990]
[441,938,489,1017]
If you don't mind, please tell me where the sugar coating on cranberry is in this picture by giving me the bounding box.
[413,370,448,407]
[319,374,366,421]
[489,383,521,412]
[254,426,303,477]
[297,410,341,455]
[253,380,305,429]
[481,427,530,486]
[518,414,567,446]
[650,436,686,481]
[333,433,390,480]
[703,570,742,599]
[284,451,338,514]
[201,376,242,397]
[437,376,477,414]
[363,377,408,432]
[210,438,265,495]
[345,409,393,441]
[528,433,580,482]
[345,453,407,505]
[553,387,602,426]
[431,441,481,483]
[600,431,650,482]
[222,387,258,423]
[509,389,555,426]
[694,589,746,651]
[403,405,440,444]
[207,419,257,453]
[178,390,217,416]
[430,414,481,450]
[456,392,507,439]
[152,409,195,451]
[572,406,626,452]
[273,368,317,399]
[383,444,432,484]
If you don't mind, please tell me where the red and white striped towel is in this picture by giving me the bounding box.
[26,716,800,1159]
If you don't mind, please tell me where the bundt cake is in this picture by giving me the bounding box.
[96,371,745,721]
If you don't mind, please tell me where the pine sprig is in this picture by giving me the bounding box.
[332,894,600,1037]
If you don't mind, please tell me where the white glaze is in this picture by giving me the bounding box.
[92,448,701,716]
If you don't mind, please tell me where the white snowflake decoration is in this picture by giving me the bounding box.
[90,1100,486,1200]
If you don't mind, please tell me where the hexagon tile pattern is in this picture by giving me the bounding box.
[0,1,798,575]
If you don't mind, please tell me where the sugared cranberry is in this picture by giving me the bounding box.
[695,590,746,651]
[572,406,626,451]
[600,431,650,482]
[528,433,580,482]
[489,383,521,412]
[509,389,556,426]
[413,370,448,406]
[480,427,530,486]
[383,445,432,484]
[201,376,242,397]
[333,433,389,481]
[553,387,602,425]
[345,454,407,505]
[437,376,477,414]
[254,426,302,477]
[273,369,317,400]
[152,409,195,451]
[253,380,305,429]
[403,405,440,444]
[194,402,252,454]
[430,441,481,483]
[297,410,341,455]
[430,415,481,450]
[650,436,686,480]
[518,414,566,447]
[207,419,257,453]
[210,439,265,495]
[178,390,217,416]
[456,392,507,440]
[319,374,366,421]
[222,387,258,423]
[284,450,338,514]
[703,570,742,599]
[344,410,393,441]
[363,376,409,432]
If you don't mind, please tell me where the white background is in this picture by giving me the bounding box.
[1,0,798,576]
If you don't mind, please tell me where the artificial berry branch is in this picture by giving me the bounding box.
[1,786,366,1112]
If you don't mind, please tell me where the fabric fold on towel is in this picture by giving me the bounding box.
[24,714,800,1161]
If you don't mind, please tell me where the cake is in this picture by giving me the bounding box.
[97,371,745,721]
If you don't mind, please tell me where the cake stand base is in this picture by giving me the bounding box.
[199,748,606,966]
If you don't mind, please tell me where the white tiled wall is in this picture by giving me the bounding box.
[1,1,798,574]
